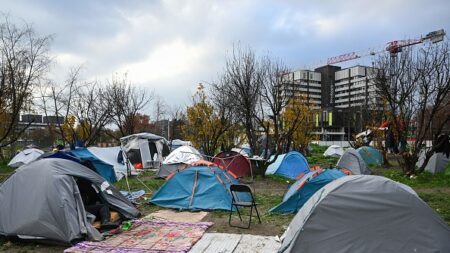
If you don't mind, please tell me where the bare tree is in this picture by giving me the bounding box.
[254,57,291,157]
[105,74,153,138]
[216,45,263,153]
[153,95,167,123]
[41,68,112,147]
[39,67,81,146]
[374,40,450,174]
[0,16,51,151]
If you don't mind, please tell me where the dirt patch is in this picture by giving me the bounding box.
[202,215,289,236]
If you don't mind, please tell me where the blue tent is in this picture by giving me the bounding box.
[150,165,250,211]
[270,169,346,213]
[357,146,384,166]
[265,151,310,179]
[44,149,117,183]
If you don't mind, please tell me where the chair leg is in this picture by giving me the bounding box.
[229,203,233,226]
[236,206,243,221]
[248,206,253,229]
[254,205,262,223]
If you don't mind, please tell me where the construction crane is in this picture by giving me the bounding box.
[326,29,446,65]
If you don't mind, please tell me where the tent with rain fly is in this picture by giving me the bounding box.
[43,148,123,183]
[279,175,450,253]
[120,133,170,169]
[336,148,371,175]
[68,148,119,183]
[86,146,135,180]
[156,146,202,178]
[323,145,344,158]
[0,158,140,244]
[356,146,384,166]
[265,151,309,179]
[213,151,252,178]
[270,169,346,213]
[8,148,44,168]
[150,164,250,211]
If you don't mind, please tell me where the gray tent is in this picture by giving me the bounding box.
[0,158,140,244]
[279,175,450,253]
[336,148,371,175]
[417,152,450,174]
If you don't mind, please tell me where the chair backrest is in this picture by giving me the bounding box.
[230,184,255,203]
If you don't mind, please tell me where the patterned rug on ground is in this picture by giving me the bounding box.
[65,219,213,253]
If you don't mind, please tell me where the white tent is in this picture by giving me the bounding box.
[157,146,202,178]
[8,148,44,168]
[87,146,136,180]
[279,175,450,253]
[163,146,202,165]
[323,145,344,158]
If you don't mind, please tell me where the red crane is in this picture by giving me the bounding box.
[326,29,446,65]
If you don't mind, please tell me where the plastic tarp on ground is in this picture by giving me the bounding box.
[279,175,450,253]
[417,152,450,174]
[336,148,371,175]
[265,151,309,179]
[323,145,344,158]
[0,158,140,244]
[270,169,346,213]
[213,151,252,178]
[356,146,384,166]
[150,165,251,211]
[8,148,44,168]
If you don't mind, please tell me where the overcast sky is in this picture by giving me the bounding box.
[2,0,449,113]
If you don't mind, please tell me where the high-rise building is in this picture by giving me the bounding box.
[281,64,382,141]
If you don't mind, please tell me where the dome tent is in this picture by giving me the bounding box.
[8,148,44,168]
[356,146,384,166]
[270,169,346,213]
[156,146,202,178]
[323,145,344,158]
[150,164,251,211]
[45,148,118,183]
[0,158,140,244]
[279,175,450,253]
[265,151,309,179]
[336,148,371,175]
[213,151,252,178]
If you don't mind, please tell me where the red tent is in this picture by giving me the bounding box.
[212,151,252,178]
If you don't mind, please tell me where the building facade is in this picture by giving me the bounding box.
[282,64,382,141]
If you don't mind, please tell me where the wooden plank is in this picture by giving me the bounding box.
[233,234,281,253]
[190,233,241,253]
[190,233,281,253]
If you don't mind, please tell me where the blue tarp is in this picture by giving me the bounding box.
[270,169,346,213]
[357,146,384,166]
[43,149,117,183]
[69,148,117,183]
[150,165,251,211]
[265,151,310,179]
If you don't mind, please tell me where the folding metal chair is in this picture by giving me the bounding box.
[228,184,261,229]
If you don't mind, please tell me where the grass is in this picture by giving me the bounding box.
[418,192,450,224]
[1,149,450,250]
